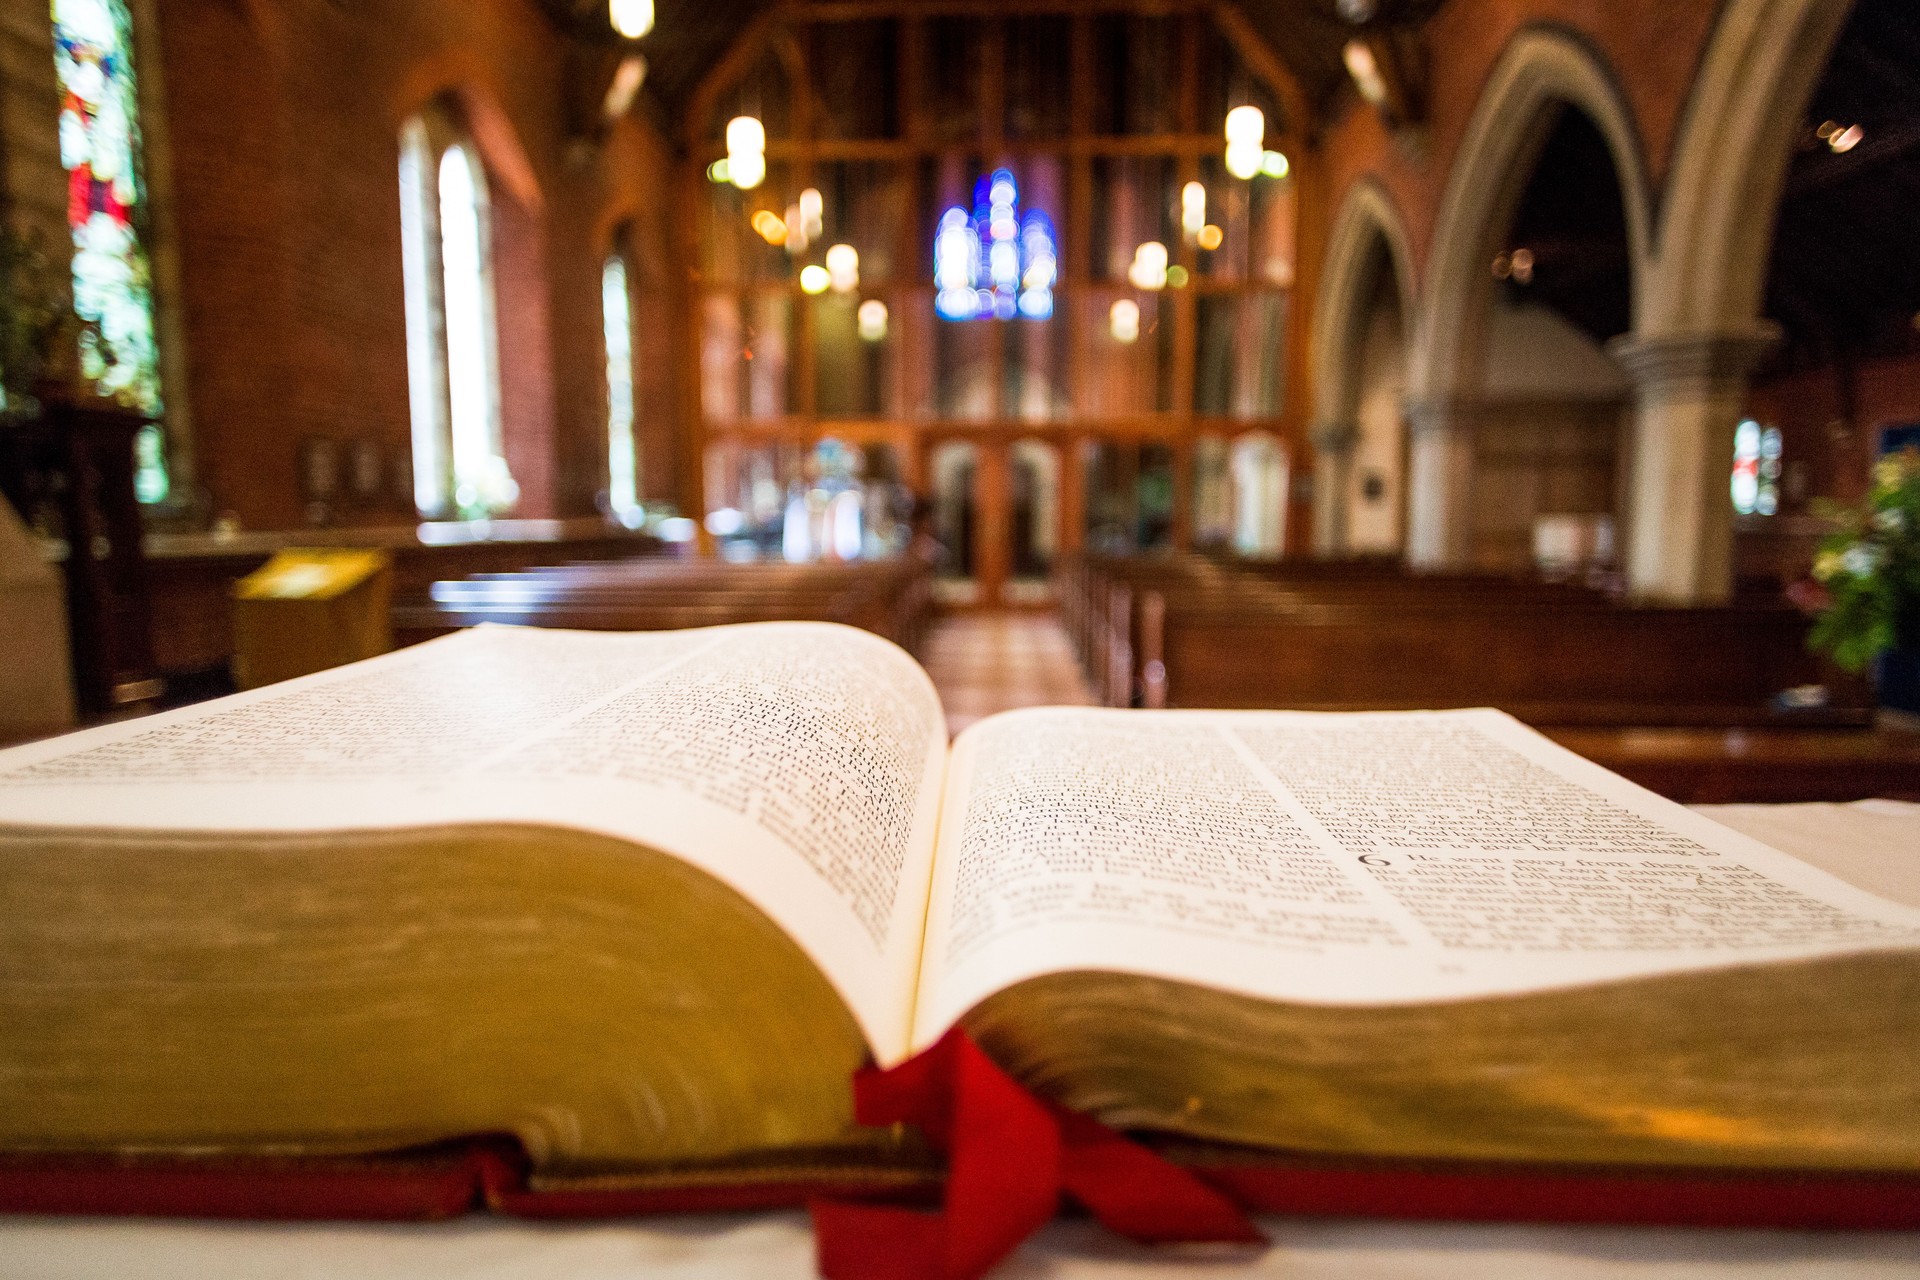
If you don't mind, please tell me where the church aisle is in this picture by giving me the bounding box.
[919,612,1096,738]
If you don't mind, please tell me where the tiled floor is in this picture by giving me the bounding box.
[920,611,1097,737]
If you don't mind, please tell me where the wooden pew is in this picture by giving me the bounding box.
[1543,726,1920,804]
[392,557,934,657]
[1065,554,1906,802]
[1060,552,1616,711]
[1141,592,1868,726]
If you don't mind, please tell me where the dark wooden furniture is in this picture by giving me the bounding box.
[145,521,665,686]
[392,558,935,657]
[1544,726,1920,804]
[1051,552,1920,803]
[1058,551,1870,726]
[0,402,158,715]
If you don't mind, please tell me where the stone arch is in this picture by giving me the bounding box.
[1313,180,1417,429]
[1610,0,1851,602]
[1310,180,1416,553]
[1411,25,1653,403]
[1404,26,1653,567]
[1646,0,1852,337]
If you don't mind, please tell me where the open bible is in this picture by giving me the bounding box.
[2,621,1919,1210]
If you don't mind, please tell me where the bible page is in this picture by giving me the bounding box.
[911,706,1920,1048]
[0,623,948,1063]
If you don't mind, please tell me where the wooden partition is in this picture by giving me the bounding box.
[682,2,1322,604]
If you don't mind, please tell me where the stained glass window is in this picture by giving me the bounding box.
[933,169,1056,322]
[1731,420,1782,516]
[52,0,167,503]
[603,254,642,527]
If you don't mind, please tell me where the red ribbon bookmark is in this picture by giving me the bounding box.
[811,1029,1264,1280]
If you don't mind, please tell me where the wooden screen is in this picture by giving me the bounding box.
[679,1,1314,603]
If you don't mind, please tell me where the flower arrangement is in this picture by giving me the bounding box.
[1801,447,1920,673]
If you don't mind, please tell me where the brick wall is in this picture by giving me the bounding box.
[9,0,1722,534]
[0,0,67,266]
[1747,354,1920,509]
[147,0,679,530]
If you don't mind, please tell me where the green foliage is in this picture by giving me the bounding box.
[1807,447,1920,672]
[0,225,78,414]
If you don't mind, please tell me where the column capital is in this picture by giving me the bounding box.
[1309,419,1360,454]
[1606,325,1781,395]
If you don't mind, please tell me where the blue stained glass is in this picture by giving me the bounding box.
[933,169,1055,323]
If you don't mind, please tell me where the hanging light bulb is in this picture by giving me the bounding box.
[857,299,889,342]
[1224,105,1265,180]
[1225,143,1263,180]
[799,265,831,295]
[825,243,859,293]
[1110,298,1141,344]
[798,187,825,240]
[610,0,654,39]
[1344,40,1389,109]
[1181,181,1207,241]
[750,209,787,246]
[727,150,765,190]
[725,116,765,157]
[1127,241,1168,291]
[723,115,766,189]
[602,54,647,121]
[1224,105,1265,148]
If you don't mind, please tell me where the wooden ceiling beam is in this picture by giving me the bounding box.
[1207,0,1312,136]
[681,4,792,147]
[703,132,1285,161]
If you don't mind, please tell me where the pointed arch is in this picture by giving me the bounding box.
[1409,26,1654,405]
[1607,0,1849,603]
[1312,179,1416,431]
[393,63,544,216]
[1644,0,1852,337]
[395,84,556,519]
[1310,179,1416,555]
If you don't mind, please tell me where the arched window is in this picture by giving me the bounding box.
[52,0,167,503]
[398,109,512,519]
[1731,419,1782,516]
[1231,431,1289,558]
[602,252,641,527]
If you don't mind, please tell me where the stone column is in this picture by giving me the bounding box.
[1608,328,1778,604]
[1403,398,1477,570]
[1309,419,1359,557]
